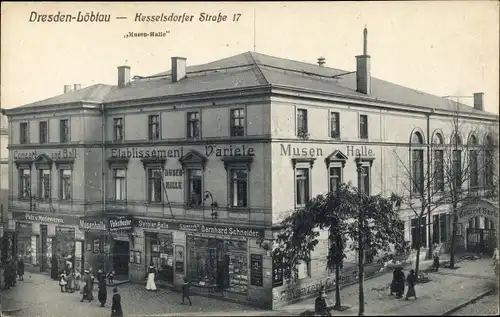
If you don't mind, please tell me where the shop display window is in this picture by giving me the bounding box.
[149,233,174,283]
[187,236,248,294]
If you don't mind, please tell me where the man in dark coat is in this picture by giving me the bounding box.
[3,260,11,289]
[80,270,94,302]
[17,258,25,281]
[8,260,16,287]
[97,270,107,307]
[111,287,123,317]
[51,255,59,280]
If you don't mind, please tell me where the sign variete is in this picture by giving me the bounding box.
[109,216,133,232]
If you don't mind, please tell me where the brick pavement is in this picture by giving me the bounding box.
[1,272,265,317]
[278,258,496,316]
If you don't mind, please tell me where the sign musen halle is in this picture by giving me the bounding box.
[109,216,133,232]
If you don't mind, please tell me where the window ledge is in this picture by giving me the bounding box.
[145,202,164,206]
[228,206,250,212]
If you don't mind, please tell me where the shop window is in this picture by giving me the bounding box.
[60,119,69,143]
[230,108,245,137]
[59,170,72,201]
[186,168,203,206]
[114,169,126,201]
[148,115,160,140]
[147,169,163,203]
[297,259,311,280]
[186,236,248,294]
[20,122,29,144]
[148,233,174,283]
[19,169,31,199]
[39,169,51,200]
[187,112,201,138]
[113,118,124,141]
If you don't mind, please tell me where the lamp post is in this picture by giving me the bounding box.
[356,163,365,316]
[203,191,218,219]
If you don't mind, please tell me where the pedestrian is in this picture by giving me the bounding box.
[17,257,24,281]
[433,248,440,272]
[394,267,405,298]
[9,260,16,287]
[50,254,59,280]
[80,270,93,302]
[314,289,332,316]
[59,271,68,292]
[111,287,123,317]
[390,268,398,296]
[145,263,157,292]
[88,270,95,301]
[405,269,417,300]
[98,270,108,307]
[181,276,192,306]
[74,270,81,291]
[66,269,74,293]
[3,259,11,290]
[107,271,115,284]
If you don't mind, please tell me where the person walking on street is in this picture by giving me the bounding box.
[405,269,417,300]
[17,257,24,281]
[3,260,11,290]
[51,255,59,280]
[59,271,68,292]
[98,270,108,307]
[80,270,94,302]
[111,287,123,317]
[181,276,192,306]
[66,269,74,293]
[433,248,440,272]
[145,263,157,291]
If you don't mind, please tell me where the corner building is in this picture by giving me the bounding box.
[4,30,498,309]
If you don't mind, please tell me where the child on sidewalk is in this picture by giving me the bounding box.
[59,271,67,292]
[181,277,192,306]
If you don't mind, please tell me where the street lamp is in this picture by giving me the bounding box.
[203,191,218,219]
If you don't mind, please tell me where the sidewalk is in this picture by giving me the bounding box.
[278,258,496,316]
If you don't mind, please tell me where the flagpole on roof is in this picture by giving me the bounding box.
[253,8,257,52]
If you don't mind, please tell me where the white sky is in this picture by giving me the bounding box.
[1,1,499,113]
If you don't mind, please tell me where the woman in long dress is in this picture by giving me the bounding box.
[145,264,157,291]
[111,287,123,317]
[98,271,108,307]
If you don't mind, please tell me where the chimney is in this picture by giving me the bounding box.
[74,84,82,91]
[64,85,73,94]
[473,92,484,111]
[317,57,326,67]
[356,27,371,95]
[117,66,131,88]
[171,57,187,83]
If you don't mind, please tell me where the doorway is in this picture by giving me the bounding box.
[113,240,129,276]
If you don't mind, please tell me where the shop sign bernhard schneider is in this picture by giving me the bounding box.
[109,216,133,232]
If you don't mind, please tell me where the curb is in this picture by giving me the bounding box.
[441,288,495,316]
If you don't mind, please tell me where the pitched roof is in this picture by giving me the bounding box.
[14,51,496,116]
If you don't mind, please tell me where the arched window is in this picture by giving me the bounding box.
[450,133,463,190]
[432,132,445,191]
[485,135,495,187]
[468,134,479,188]
[411,131,424,195]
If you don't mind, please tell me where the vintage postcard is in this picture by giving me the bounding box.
[0,1,499,317]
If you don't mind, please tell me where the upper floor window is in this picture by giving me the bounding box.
[59,169,72,200]
[359,114,368,139]
[20,122,29,144]
[229,169,248,207]
[296,109,308,136]
[39,169,51,200]
[148,115,160,141]
[356,158,373,195]
[186,168,203,206]
[330,112,340,138]
[295,168,310,207]
[411,131,425,195]
[147,168,162,203]
[187,112,200,138]
[452,149,462,191]
[432,132,445,192]
[113,118,124,141]
[19,169,30,199]
[468,135,479,188]
[60,119,69,143]
[484,135,495,187]
[39,121,48,144]
[230,108,245,137]
[114,169,126,201]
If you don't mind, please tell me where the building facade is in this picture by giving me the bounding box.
[1,112,10,262]
[3,30,498,308]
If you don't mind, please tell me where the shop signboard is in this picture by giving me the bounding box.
[135,219,171,230]
[250,254,263,287]
[109,216,133,232]
[13,211,79,226]
[198,224,264,238]
[79,217,107,231]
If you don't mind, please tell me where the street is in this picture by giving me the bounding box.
[450,293,499,316]
[1,272,266,317]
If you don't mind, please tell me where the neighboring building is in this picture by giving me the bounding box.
[0,111,9,261]
[3,29,498,308]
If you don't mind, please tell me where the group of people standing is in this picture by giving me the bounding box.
[2,255,24,289]
[390,267,417,300]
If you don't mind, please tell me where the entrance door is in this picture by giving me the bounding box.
[113,241,129,276]
[466,228,497,255]
[40,225,48,272]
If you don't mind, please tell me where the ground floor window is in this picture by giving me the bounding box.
[16,222,33,264]
[410,217,427,249]
[432,214,448,244]
[186,235,248,294]
[146,232,174,283]
[53,227,75,271]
